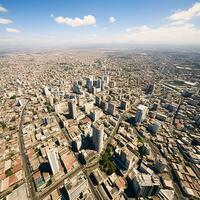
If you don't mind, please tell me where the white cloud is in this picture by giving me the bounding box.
[168,2,200,22]
[121,23,200,44]
[126,25,151,32]
[54,15,96,27]
[168,20,186,26]
[0,18,13,24]
[122,2,200,45]
[6,28,20,33]
[109,16,116,23]
[0,5,7,12]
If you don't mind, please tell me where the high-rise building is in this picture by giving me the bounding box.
[92,86,96,94]
[72,80,82,94]
[49,95,54,107]
[101,75,110,90]
[102,75,110,85]
[107,102,116,115]
[135,105,148,123]
[119,146,136,170]
[84,100,94,114]
[97,79,102,89]
[65,172,89,200]
[140,143,151,155]
[148,121,161,134]
[121,100,130,111]
[101,101,108,112]
[47,148,61,175]
[55,101,68,114]
[44,86,51,96]
[90,108,103,121]
[168,103,178,112]
[132,173,160,197]
[145,83,155,95]
[92,123,104,153]
[154,156,167,173]
[151,102,159,111]
[68,99,77,119]
[95,96,101,107]
[86,77,93,92]
[101,80,105,91]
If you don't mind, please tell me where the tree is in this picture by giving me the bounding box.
[10,95,16,99]
[0,122,6,130]
[100,148,116,175]
[5,168,13,177]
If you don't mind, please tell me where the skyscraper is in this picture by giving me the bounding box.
[96,79,102,89]
[47,148,61,175]
[145,83,155,95]
[119,146,135,170]
[102,75,110,85]
[86,77,93,92]
[107,102,116,115]
[44,86,51,96]
[72,80,82,94]
[121,100,130,111]
[95,96,101,107]
[68,99,77,119]
[92,123,104,154]
[132,173,160,197]
[154,156,167,173]
[135,105,148,123]
[90,108,103,121]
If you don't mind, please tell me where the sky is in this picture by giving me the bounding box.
[0,0,200,47]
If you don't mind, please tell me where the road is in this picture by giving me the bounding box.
[100,110,128,157]
[101,119,122,155]
[18,101,38,200]
[39,165,82,199]
[83,169,103,200]
[39,155,101,200]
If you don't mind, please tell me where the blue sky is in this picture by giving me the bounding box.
[0,0,200,46]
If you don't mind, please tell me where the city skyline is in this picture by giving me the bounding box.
[0,0,200,47]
